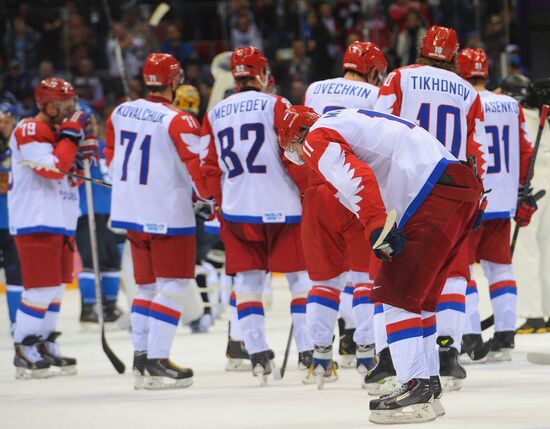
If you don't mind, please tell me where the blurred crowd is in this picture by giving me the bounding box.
[0,0,526,123]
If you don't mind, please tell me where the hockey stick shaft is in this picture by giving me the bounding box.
[280,324,294,379]
[19,160,112,188]
[84,159,125,373]
[481,105,549,331]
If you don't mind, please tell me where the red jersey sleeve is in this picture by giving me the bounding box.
[168,112,209,198]
[375,69,403,116]
[199,114,223,204]
[104,115,115,167]
[303,126,387,238]
[518,105,534,184]
[15,119,77,180]
[466,94,488,180]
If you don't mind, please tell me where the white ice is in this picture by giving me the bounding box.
[1,273,550,429]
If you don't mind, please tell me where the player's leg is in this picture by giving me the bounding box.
[351,271,375,374]
[285,270,313,369]
[1,229,23,335]
[76,216,98,325]
[145,234,197,389]
[338,277,356,367]
[538,192,550,329]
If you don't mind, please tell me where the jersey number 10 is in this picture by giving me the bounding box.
[417,103,461,157]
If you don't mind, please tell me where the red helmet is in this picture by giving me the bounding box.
[457,48,489,79]
[142,53,182,87]
[34,78,75,110]
[421,25,459,62]
[230,46,268,79]
[278,106,320,150]
[343,41,388,76]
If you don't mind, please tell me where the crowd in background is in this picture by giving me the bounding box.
[0,0,526,124]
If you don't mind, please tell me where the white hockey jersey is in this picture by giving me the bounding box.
[201,89,304,223]
[375,64,487,177]
[304,77,379,114]
[479,90,533,219]
[304,108,457,228]
[8,118,79,236]
[105,95,208,235]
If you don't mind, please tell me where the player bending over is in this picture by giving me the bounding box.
[278,106,482,424]
[105,53,209,390]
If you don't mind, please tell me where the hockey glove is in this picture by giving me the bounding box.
[79,135,100,162]
[193,196,217,221]
[515,195,537,227]
[58,111,91,144]
[369,227,406,261]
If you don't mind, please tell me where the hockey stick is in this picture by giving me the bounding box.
[84,159,125,373]
[273,324,293,380]
[148,3,170,27]
[372,209,397,253]
[19,160,112,188]
[481,104,549,332]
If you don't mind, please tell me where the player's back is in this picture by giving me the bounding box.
[308,108,456,227]
[479,90,529,218]
[377,65,481,162]
[108,97,197,234]
[203,90,301,223]
[304,77,379,114]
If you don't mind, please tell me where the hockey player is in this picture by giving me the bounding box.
[0,103,23,334]
[278,106,483,424]
[201,46,313,384]
[302,41,388,379]
[457,49,534,362]
[506,75,550,334]
[8,77,98,378]
[77,112,127,328]
[375,25,487,390]
[105,53,209,390]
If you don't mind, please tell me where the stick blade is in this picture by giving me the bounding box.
[101,333,126,374]
[272,368,283,381]
[372,209,397,250]
[149,3,170,27]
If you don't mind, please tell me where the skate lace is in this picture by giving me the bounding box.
[380,383,408,400]
[46,341,63,358]
[22,345,44,363]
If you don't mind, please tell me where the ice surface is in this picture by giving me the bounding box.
[1,273,550,429]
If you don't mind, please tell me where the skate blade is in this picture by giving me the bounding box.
[49,365,77,376]
[459,353,487,365]
[356,363,370,375]
[369,403,436,424]
[133,372,146,390]
[79,321,126,333]
[363,376,398,396]
[487,349,512,362]
[441,376,463,392]
[339,355,356,368]
[225,358,252,372]
[432,398,446,417]
[252,364,270,386]
[144,376,193,390]
[15,367,51,380]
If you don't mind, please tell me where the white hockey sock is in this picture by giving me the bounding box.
[422,311,439,377]
[351,271,375,346]
[286,271,313,352]
[131,283,157,352]
[235,270,268,355]
[38,285,65,339]
[229,290,244,341]
[306,273,346,347]
[147,278,188,359]
[374,303,388,354]
[436,276,467,351]
[13,286,60,343]
[464,277,481,335]
[384,304,427,384]
[340,277,355,329]
[482,260,517,332]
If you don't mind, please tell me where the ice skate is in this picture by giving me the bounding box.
[38,332,77,376]
[516,318,546,334]
[430,375,445,417]
[356,343,375,375]
[133,351,147,390]
[363,347,398,396]
[190,313,213,334]
[369,378,436,424]
[79,303,99,331]
[225,338,252,371]
[487,331,514,362]
[104,302,130,330]
[144,358,194,390]
[303,345,338,389]
[14,335,51,379]
[298,350,313,371]
[250,350,272,386]
[338,318,356,368]
[459,334,491,365]
[438,336,466,391]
